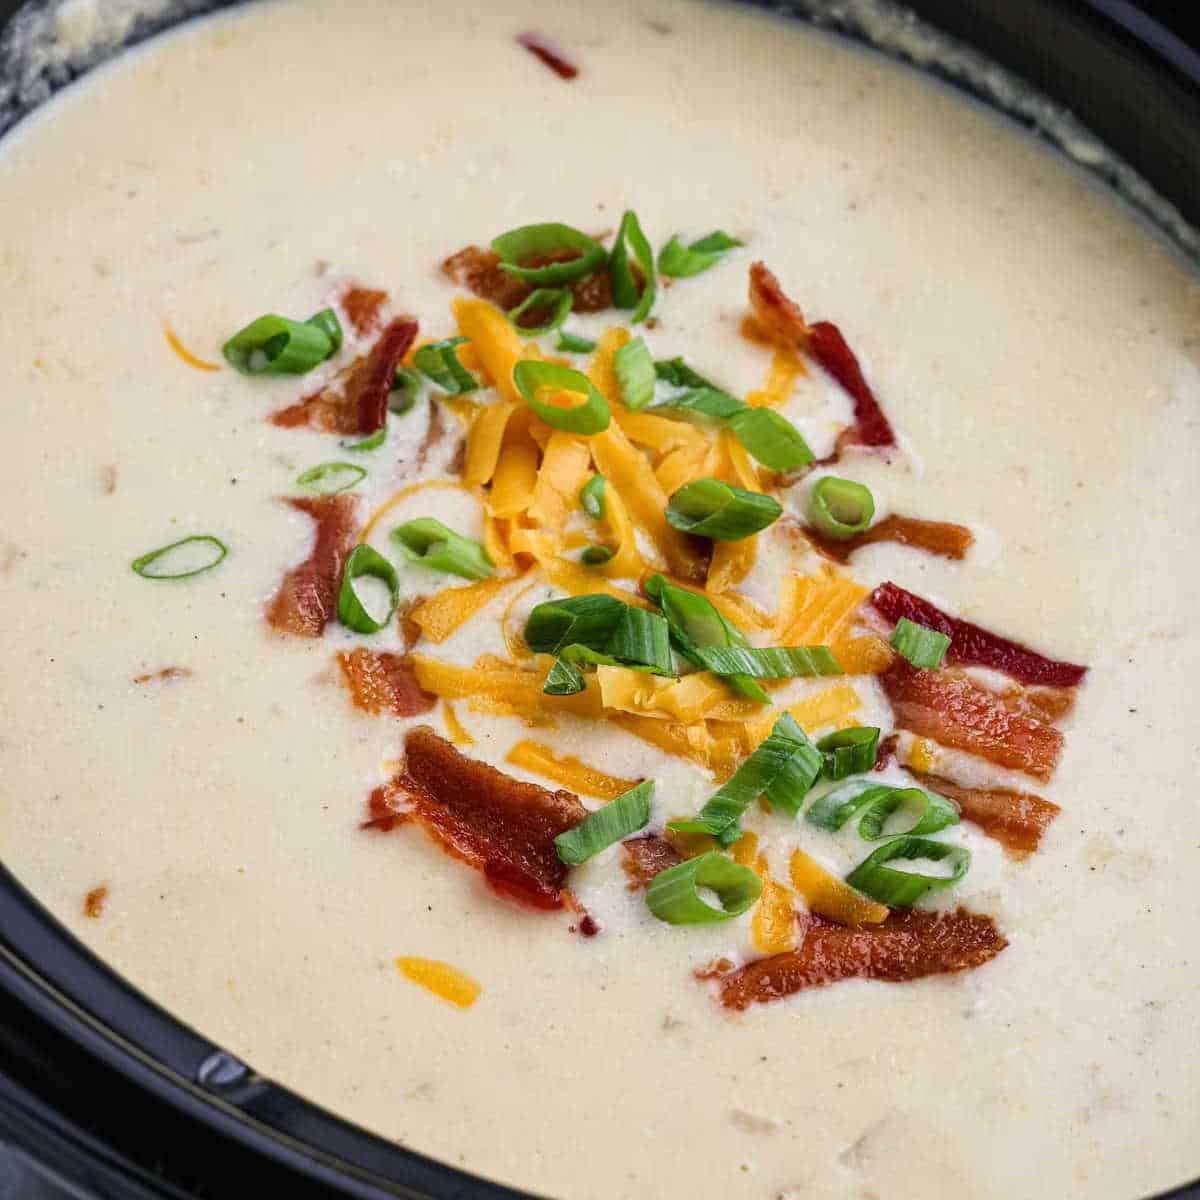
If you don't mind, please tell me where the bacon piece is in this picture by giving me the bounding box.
[718,908,1007,1008]
[83,886,108,919]
[516,32,579,80]
[910,770,1060,856]
[363,782,408,833]
[880,661,1063,781]
[271,317,417,435]
[873,732,900,771]
[620,834,683,890]
[266,494,359,638]
[385,727,586,909]
[340,286,388,337]
[870,581,1087,687]
[808,515,974,564]
[338,649,436,717]
[132,666,193,684]
[749,261,896,447]
[443,245,613,315]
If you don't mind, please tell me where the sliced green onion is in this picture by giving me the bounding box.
[729,408,815,471]
[609,209,656,324]
[580,545,614,565]
[806,781,959,841]
[295,461,367,494]
[390,367,424,414]
[343,426,386,452]
[808,476,875,539]
[507,288,573,336]
[607,607,673,674]
[390,518,494,581]
[544,656,586,696]
[492,223,608,286]
[665,478,782,540]
[817,726,881,779]
[512,360,610,435]
[891,617,951,670]
[306,308,344,354]
[653,357,721,391]
[645,573,768,704]
[657,230,742,278]
[131,535,227,580]
[555,781,654,865]
[579,473,607,520]
[223,314,334,376]
[614,336,656,411]
[645,851,762,925]
[655,387,746,422]
[689,645,842,678]
[337,544,399,634]
[670,713,821,839]
[413,337,478,395]
[525,594,625,654]
[557,330,598,354]
[845,836,970,906]
[856,788,959,841]
[806,780,896,832]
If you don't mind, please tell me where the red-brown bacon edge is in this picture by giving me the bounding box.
[717,908,1007,1009]
[807,515,974,565]
[271,316,417,435]
[749,261,897,448]
[516,32,579,80]
[870,581,1087,687]
[620,834,683,890]
[266,494,359,638]
[908,769,1060,856]
[338,649,436,718]
[443,246,615,315]
[369,727,587,910]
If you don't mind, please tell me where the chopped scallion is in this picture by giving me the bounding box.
[844,836,970,906]
[306,308,344,354]
[390,367,424,414]
[728,408,815,471]
[689,644,842,679]
[556,330,598,354]
[817,726,881,779]
[525,594,626,654]
[645,851,762,925]
[512,360,610,434]
[580,545,614,565]
[808,476,875,539]
[657,230,742,278]
[343,426,386,452]
[337,544,399,634]
[891,617,951,670]
[295,461,367,494]
[131,535,227,580]
[390,518,494,581]
[507,288,573,336]
[614,336,656,411]
[491,223,608,286]
[609,209,656,324]
[665,477,782,540]
[555,780,654,865]
[544,656,586,696]
[413,337,478,395]
[579,473,607,520]
[606,607,673,675]
[223,313,335,376]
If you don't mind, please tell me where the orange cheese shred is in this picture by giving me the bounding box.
[789,847,889,926]
[744,683,864,749]
[488,408,541,519]
[528,431,592,533]
[707,430,762,593]
[411,576,511,644]
[506,739,639,800]
[452,297,526,403]
[731,833,797,954]
[395,957,481,1008]
[442,702,474,746]
[746,347,806,408]
[164,325,221,372]
[775,566,894,675]
[463,400,518,487]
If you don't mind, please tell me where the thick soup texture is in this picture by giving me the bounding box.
[0,1,1198,1198]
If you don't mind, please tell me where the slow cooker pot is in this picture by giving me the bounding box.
[1,2,1197,1196]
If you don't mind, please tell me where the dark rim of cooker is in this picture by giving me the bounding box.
[0,1,1197,1198]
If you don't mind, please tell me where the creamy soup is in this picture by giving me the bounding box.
[1,2,1198,1198]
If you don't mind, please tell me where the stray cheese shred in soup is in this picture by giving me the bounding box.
[1,1,1198,1198]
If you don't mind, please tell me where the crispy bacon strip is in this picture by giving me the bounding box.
[749,261,896,448]
[808,515,974,564]
[338,649,435,717]
[443,246,613,314]
[271,317,417,435]
[516,32,579,79]
[910,769,1060,856]
[873,732,900,771]
[718,908,1007,1008]
[266,494,359,638]
[620,834,683,890]
[384,727,586,909]
[871,581,1087,687]
[880,661,1063,781]
[340,286,388,337]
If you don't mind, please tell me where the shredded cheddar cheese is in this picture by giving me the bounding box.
[395,957,481,1008]
[164,326,221,371]
[744,683,864,749]
[442,702,474,746]
[907,736,939,774]
[789,847,889,926]
[775,566,894,675]
[463,400,518,487]
[528,431,592,533]
[412,576,511,643]
[506,739,638,800]
[453,297,525,402]
[746,346,806,408]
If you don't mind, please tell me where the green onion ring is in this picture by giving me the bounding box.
[807,476,876,540]
[665,477,782,540]
[890,617,951,670]
[579,473,607,519]
[555,781,654,866]
[512,360,610,435]
[614,336,656,411]
[337,544,399,634]
[492,223,608,286]
[390,518,494,581]
[508,288,574,336]
[131,535,228,580]
[844,836,970,906]
[645,851,763,925]
[609,209,656,324]
[222,313,335,376]
[817,726,881,779]
[295,462,368,494]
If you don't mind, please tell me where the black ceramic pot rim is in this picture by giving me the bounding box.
[0,2,1197,1198]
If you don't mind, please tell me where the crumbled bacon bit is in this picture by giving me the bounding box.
[748,262,896,448]
[338,649,436,717]
[909,770,1060,856]
[571,268,615,313]
[880,660,1064,781]
[271,317,417,435]
[516,32,579,80]
[717,908,1007,1008]
[84,886,108,919]
[443,245,614,315]
[873,732,900,771]
[381,727,587,910]
[870,581,1087,687]
[807,515,974,564]
[363,783,408,833]
[266,494,359,638]
[340,286,388,337]
[578,914,601,937]
[620,834,683,890]
[694,957,736,981]
[132,666,193,685]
